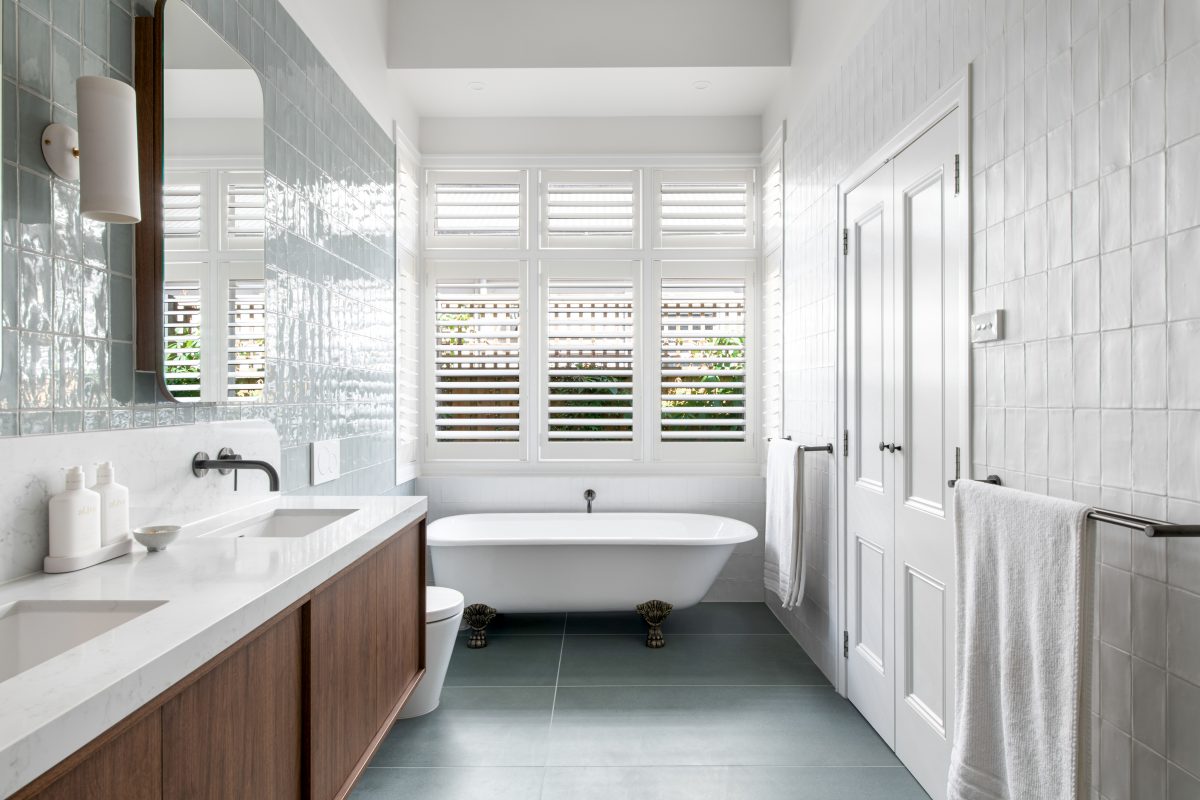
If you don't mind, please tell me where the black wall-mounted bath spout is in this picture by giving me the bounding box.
[584,489,595,513]
[192,447,281,492]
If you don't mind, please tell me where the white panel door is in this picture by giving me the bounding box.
[843,109,962,800]
[844,164,896,746]
[891,111,961,800]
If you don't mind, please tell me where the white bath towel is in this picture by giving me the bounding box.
[764,438,804,610]
[949,480,1094,800]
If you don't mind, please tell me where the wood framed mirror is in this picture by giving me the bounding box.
[135,1,267,404]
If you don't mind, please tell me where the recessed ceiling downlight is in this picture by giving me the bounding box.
[467,81,486,92]
[693,80,712,90]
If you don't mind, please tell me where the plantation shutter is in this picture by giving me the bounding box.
[654,168,756,249]
[226,276,266,400]
[540,170,639,249]
[163,173,205,245]
[222,173,265,246]
[163,276,203,401]
[762,157,784,253]
[430,266,522,451]
[659,269,749,444]
[427,170,525,249]
[543,272,637,455]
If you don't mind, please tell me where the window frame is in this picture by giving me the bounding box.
[419,159,760,474]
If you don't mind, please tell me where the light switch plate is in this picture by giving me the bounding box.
[310,440,340,486]
[970,310,1004,343]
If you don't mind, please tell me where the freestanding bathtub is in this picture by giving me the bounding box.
[427,512,758,613]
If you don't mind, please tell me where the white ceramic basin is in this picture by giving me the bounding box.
[203,508,356,539]
[0,600,166,684]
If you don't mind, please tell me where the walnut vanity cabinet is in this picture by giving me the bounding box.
[10,518,425,800]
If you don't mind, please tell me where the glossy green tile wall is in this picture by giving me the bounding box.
[0,0,397,495]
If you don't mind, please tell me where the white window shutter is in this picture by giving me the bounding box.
[762,157,783,253]
[540,169,640,249]
[431,269,522,445]
[653,168,756,249]
[426,170,526,249]
[659,269,749,444]
[222,172,266,248]
[163,172,205,248]
[163,277,203,401]
[226,275,266,400]
[762,249,784,439]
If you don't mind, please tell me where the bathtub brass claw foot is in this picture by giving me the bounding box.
[463,604,497,648]
[636,600,673,648]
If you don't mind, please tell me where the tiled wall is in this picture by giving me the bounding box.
[768,0,1200,795]
[417,475,767,602]
[0,0,397,507]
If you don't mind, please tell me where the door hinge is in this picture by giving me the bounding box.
[842,227,849,256]
[843,630,849,658]
[955,446,962,482]
[842,429,849,457]
[954,154,961,196]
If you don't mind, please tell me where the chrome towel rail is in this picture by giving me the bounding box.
[768,435,834,454]
[950,475,1200,538]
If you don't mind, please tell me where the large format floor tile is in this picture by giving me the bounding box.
[540,766,928,800]
[446,635,563,687]
[565,602,788,636]
[557,633,829,686]
[359,603,929,799]
[546,686,900,767]
[370,687,555,767]
[351,767,544,800]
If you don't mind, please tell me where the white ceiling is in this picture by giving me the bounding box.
[392,67,790,119]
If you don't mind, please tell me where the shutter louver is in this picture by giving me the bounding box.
[655,169,756,249]
[224,180,265,242]
[226,277,266,400]
[163,279,202,401]
[541,170,638,248]
[660,277,747,441]
[762,158,783,253]
[545,278,636,442]
[434,276,521,442]
[163,180,203,241]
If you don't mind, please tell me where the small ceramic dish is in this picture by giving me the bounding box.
[133,525,181,552]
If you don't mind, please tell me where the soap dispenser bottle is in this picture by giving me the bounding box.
[49,466,102,558]
[92,462,130,546]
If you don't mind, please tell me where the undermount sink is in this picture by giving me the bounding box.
[0,600,166,684]
[203,509,356,539]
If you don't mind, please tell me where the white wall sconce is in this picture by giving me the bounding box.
[41,76,141,224]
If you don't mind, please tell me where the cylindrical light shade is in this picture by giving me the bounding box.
[77,76,141,224]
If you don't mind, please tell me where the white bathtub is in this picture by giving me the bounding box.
[427,512,758,613]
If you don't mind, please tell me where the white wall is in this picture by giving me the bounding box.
[767,0,1200,795]
[277,0,418,144]
[420,116,763,156]
[388,0,791,69]
[418,475,766,602]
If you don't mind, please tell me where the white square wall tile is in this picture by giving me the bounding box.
[1167,321,1200,410]
[1167,587,1200,685]
[1165,43,1200,146]
[1165,0,1200,58]
[1166,227,1200,321]
[1166,135,1200,233]
[1048,337,1075,406]
[1100,88,1132,176]
[1131,153,1166,244]
[1130,0,1166,78]
[1027,339,1048,406]
[1100,642,1133,733]
[1132,410,1169,494]
[1074,257,1102,333]
[1074,332,1101,407]
[1099,563,1133,650]
[1131,656,1167,749]
[1101,408,1133,488]
[1075,407,1103,483]
[1074,103,1102,187]
[1100,248,1132,330]
[1101,330,1132,409]
[1132,326,1168,409]
[1167,411,1200,502]
[1047,121,1074,199]
[1026,203,1049,273]
[1100,168,1131,253]
[1074,181,1102,259]
[1005,408,1026,471]
[1131,65,1166,161]
[1131,238,1167,325]
[1026,407,1049,475]
[1049,192,1075,267]
[1048,266,1074,336]
[1074,30,1101,112]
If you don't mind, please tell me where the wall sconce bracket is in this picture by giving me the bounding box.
[41,123,81,182]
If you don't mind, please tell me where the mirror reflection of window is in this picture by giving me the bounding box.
[162,2,265,403]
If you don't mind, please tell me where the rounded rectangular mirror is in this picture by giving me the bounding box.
[137,1,266,403]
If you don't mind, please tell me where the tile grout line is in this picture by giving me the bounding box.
[539,613,570,800]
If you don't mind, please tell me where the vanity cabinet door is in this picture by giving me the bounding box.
[308,521,425,800]
[16,711,162,800]
[161,608,304,800]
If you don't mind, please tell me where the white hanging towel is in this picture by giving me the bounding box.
[764,438,804,610]
[949,480,1094,800]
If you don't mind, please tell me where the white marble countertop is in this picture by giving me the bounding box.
[0,494,427,799]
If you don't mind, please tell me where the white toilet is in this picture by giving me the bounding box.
[399,586,465,718]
